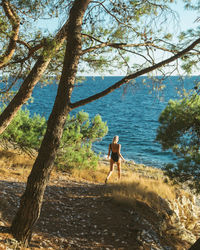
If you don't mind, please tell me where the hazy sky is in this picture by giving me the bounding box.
[173,1,199,31]
[36,1,200,76]
[38,2,199,33]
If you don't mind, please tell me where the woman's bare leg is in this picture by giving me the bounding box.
[117,161,121,180]
[105,159,114,183]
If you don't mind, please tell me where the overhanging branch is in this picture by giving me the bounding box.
[9,42,44,64]
[70,37,200,109]
[81,33,176,55]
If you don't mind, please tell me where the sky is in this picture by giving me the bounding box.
[38,2,199,34]
[36,1,200,76]
[172,1,199,31]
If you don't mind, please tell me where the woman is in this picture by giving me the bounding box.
[105,135,125,184]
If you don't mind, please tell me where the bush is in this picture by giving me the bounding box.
[0,108,46,151]
[0,108,108,170]
[156,92,200,192]
[56,111,108,170]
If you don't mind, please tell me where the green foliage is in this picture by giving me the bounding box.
[56,111,108,170]
[183,60,199,75]
[11,0,69,20]
[0,108,108,170]
[163,33,172,40]
[0,108,46,151]
[156,92,200,192]
[1,0,186,83]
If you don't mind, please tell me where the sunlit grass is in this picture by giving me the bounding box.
[68,160,177,214]
[109,173,176,212]
[0,147,180,213]
[0,147,34,180]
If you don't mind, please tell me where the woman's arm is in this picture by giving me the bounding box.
[107,144,111,159]
[118,144,125,161]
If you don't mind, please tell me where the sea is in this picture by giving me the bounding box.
[5,76,200,168]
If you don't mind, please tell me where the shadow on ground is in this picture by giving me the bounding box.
[0,179,142,249]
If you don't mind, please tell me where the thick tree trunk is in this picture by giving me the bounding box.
[0,20,68,135]
[10,0,90,244]
[0,57,51,134]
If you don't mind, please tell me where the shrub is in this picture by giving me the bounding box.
[0,108,108,170]
[156,92,200,192]
[0,108,46,151]
[56,111,108,170]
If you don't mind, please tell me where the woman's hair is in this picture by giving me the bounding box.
[112,135,119,143]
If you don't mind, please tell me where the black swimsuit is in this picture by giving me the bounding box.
[110,144,119,162]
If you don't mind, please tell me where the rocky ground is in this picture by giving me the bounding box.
[0,174,144,249]
[0,149,198,249]
[0,168,193,250]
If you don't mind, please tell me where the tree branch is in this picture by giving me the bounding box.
[0,64,23,94]
[0,1,20,69]
[9,42,44,64]
[81,33,179,55]
[16,40,32,50]
[90,0,140,36]
[70,37,200,109]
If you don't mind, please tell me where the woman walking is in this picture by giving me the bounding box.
[105,135,125,184]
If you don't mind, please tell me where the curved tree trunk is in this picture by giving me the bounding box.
[10,0,90,244]
[0,20,68,135]
[0,0,20,68]
[0,57,51,134]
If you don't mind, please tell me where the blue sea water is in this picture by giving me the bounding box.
[8,76,200,167]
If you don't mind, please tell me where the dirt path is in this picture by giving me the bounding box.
[0,175,143,249]
[39,178,141,249]
[0,150,193,249]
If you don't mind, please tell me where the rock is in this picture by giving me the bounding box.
[137,229,168,250]
[158,190,200,245]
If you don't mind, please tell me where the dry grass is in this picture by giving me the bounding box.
[107,171,176,213]
[69,161,125,183]
[0,148,116,184]
[0,148,34,181]
[0,147,176,214]
[68,160,177,215]
[0,148,34,166]
[70,167,107,183]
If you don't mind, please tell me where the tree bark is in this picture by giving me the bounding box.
[0,0,20,68]
[0,19,68,135]
[10,0,90,244]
